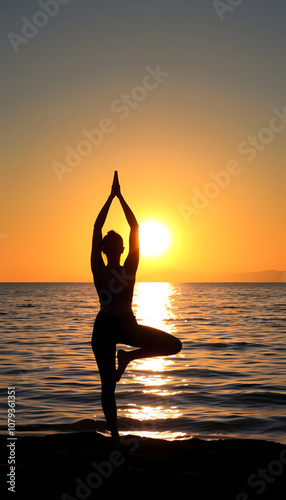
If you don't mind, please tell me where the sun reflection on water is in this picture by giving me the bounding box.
[125,403,183,421]
[120,282,182,433]
[133,282,175,333]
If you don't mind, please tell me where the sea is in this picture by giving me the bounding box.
[0,282,285,444]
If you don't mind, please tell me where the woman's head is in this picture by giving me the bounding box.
[102,230,124,260]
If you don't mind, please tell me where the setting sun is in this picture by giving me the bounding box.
[139,221,170,257]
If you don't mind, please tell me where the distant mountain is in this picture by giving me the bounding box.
[138,269,286,283]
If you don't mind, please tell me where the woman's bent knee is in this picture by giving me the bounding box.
[165,335,182,355]
[172,337,182,354]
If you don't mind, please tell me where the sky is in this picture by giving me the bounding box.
[1,0,286,282]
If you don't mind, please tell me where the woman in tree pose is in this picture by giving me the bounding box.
[91,172,182,446]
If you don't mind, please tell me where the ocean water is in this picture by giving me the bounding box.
[0,282,285,444]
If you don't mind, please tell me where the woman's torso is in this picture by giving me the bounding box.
[93,264,135,315]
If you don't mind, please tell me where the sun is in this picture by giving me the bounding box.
[139,221,170,257]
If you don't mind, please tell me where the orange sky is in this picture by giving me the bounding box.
[1,2,286,282]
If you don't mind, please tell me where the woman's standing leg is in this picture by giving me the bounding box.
[93,340,121,447]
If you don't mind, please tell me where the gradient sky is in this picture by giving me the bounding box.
[1,0,286,281]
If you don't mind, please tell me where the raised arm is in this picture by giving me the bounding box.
[115,176,139,273]
[91,181,116,273]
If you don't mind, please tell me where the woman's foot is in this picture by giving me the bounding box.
[116,349,130,382]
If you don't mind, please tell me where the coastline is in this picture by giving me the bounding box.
[1,431,285,499]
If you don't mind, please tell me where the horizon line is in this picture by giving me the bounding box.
[0,280,285,284]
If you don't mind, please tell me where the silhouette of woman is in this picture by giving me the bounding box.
[91,171,182,446]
